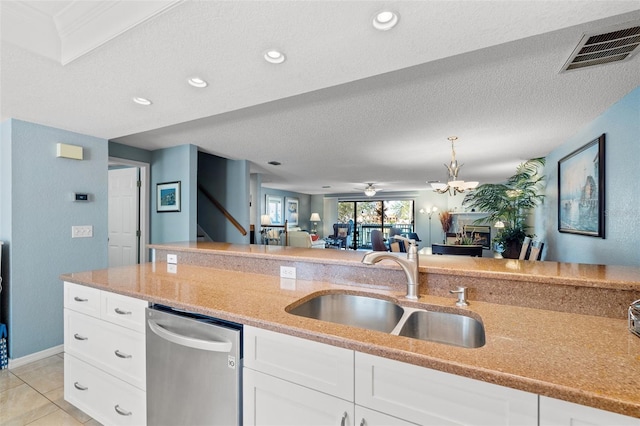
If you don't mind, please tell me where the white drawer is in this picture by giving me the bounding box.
[65,354,146,426]
[65,309,146,390]
[101,291,147,333]
[64,282,101,318]
[244,326,354,401]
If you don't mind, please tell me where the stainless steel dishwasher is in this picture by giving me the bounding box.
[146,305,242,425]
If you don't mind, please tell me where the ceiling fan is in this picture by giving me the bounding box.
[360,183,381,197]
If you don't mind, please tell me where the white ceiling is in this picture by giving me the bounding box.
[2,1,639,195]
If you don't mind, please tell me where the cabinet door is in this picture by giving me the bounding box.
[244,326,354,400]
[355,405,418,426]
[244,368,354,426]
[540,396,640,425]
[356,352,537,426]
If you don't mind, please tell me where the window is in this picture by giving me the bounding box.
[338,199,414,249]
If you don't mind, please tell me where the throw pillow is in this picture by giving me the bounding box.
[311,234,319,241]
[337,228,348,238]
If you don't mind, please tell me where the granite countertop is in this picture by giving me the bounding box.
[62,255,640,418]
[149,241,640,290]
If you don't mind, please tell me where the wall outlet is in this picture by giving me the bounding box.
[71,225,93,238]
[280,266,296,279]
[167,254,178,264]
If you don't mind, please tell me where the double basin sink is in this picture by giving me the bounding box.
[286,292,485,348]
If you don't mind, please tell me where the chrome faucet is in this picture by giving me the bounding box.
[361,235,420,300]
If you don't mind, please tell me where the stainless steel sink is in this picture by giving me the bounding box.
[398,310,486,348]
[287,293,404,333]
[287,292,485,348]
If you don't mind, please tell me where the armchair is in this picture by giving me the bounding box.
[326,222,353,249]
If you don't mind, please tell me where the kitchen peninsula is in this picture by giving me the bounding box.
[61,241,640,423]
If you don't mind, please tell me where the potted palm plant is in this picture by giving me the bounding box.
[462,158,545,258]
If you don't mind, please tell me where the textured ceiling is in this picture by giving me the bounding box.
[2,1,639,195]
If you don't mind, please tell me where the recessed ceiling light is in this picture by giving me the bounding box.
[264,50,286,64]
[373,11,399,31]
[132,97,152,106]
[187,77,208,88]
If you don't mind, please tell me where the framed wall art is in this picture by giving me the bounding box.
[558,134,605,238]
[157,181,181,212]
[285,197,299,226]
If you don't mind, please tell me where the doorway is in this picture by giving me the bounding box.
[108,158,150,266]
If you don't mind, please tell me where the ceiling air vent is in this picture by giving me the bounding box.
[562,25,640,71]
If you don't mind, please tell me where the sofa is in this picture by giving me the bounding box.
[288,231,326,249]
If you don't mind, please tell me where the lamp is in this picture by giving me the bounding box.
[309,213,321,234]
[420,206,439,246]
[260,215,272,245]
[430,136,479,196]
[364,183,377,197]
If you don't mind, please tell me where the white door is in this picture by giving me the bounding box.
[108,167,139,267]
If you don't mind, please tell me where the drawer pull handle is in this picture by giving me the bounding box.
[73,382,88,391]
[114,350,132,359]
[114,405,132,416]
[114,307,132,315]
[360,419,366,426]
[73,334,88,341]
[341,411,348,426]
[73,296,88,302]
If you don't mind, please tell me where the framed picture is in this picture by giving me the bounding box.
[285,197,299,226]
[157,181,181,212]
[558,134,605,238]
[266,195,283,225]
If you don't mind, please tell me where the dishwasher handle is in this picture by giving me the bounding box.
[147,319,233,352]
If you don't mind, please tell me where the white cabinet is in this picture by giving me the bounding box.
[244,325,354,400]
[539,396,640,426]
[356,352,538,426]
[243,326,354,425]
[244,368,354,426]
[243,327,538,426]
[63,282,148,426]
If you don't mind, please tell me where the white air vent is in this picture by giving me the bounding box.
[562,24,640,72]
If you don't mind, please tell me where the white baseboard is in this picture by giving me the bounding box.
[8,344,64,369]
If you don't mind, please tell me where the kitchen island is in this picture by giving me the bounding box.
[61,241,640,420]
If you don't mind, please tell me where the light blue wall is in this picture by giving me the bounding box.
[109,141,152,164]
[151,144,198,243]
[0,119,108,358]
[535,87,640,266]
[198,152,250,244]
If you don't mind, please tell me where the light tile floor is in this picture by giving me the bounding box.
[0,353,101,426]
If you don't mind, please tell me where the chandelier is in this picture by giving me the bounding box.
[430,136,479,196]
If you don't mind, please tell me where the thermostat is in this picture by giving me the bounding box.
[74,193,89,201]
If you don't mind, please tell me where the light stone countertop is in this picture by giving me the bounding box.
[150,241,640,289]
[62,244,640,419]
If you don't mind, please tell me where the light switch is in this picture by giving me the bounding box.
[72,225,93,238]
